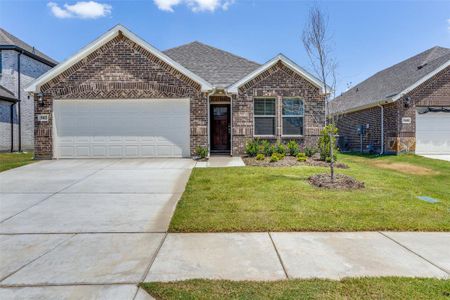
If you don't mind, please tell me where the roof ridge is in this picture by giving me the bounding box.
[165,40,260,66]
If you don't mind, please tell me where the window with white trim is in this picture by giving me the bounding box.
[282,98,304,135]
[254,98,276,136]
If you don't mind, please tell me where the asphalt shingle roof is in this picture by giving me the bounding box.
[164,41,260,88]
[0,84,18,102]
[0,28,58,66]
[330,46,450,114]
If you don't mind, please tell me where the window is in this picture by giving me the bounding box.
[254,98,275,136]
[282,98,304,135]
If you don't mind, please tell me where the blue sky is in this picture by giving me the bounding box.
[1,0,449,94]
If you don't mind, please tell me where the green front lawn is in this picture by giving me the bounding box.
[170,154,450,232]
[0,152,34,172]
[142,278,450,300]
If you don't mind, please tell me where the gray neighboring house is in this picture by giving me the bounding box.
[0,28,57,152]
[330,46,450,155]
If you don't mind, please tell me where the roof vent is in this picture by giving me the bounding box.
[417,63,427,70]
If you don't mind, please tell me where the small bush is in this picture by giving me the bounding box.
[318,124,338,161]
[261,140,273,156]
[304,146,318,158]
[256,153,265,160]
[270,153,280,162]
[287,140,300,156]
[245,138,260,157]
[274,142,287,156]
[195,146,208,159]
[297,152,307,162]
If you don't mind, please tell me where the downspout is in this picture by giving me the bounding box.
[378,104,384,155]
[17,51,22,152]
[10,102,14,152]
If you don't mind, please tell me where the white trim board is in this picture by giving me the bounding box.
[25,24,213,93]
[227,54,328,94]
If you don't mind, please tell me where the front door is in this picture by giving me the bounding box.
[210,104,230,152]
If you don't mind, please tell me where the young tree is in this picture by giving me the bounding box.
[302,5,339,181]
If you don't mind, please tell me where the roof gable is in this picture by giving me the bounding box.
[164,41,260,87]
[330,46,450,114]
[228,54,326,93]
[25,25,213,93]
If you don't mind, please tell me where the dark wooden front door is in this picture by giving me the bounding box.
[210,104,230,152]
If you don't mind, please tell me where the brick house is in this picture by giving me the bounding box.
[330,46,450,155]
[0,28,57,152]
[25,25,326,159]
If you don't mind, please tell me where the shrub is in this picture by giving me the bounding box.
[245,138,260,157]
[270,153,280,162]
[256,153,265,160]
[304,146,318,158]
[287,140,300,156]
[297,152,307,162]
[274,142,287,156]
[195,146,208,159]
[261,140,273,156]
[318,124,338,161]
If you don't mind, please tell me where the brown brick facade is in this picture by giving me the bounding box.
[233,61,325,154]
[336,66,450,154]
[33,33,326,159]
[34,34,207,159]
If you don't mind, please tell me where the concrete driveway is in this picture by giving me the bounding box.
[0,158,194,299]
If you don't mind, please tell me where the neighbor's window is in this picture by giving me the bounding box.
[254,98,276,136]
[282,98,304,135]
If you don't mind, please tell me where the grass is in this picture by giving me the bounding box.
[169,154,450,232]
[0,152,34,172]
[141,278,450,300]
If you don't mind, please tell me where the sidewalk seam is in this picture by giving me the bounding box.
[0,234,76,283]
[138,232,168,284]
[268,232,289,279]
[378,232,449,275]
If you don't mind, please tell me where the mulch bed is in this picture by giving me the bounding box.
[309,173,365,189]
[243,156,349,169]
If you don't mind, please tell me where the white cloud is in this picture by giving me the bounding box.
[48,1,112,19]
[153,0,234,13]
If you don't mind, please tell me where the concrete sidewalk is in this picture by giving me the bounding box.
[146,232,449,282]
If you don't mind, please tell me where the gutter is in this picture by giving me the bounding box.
[0,45,57,67]
[328,98,393,116]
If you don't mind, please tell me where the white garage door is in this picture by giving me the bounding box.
[53,99,190,158]
[416,111,450,155]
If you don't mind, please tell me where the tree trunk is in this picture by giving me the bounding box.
[329,132,335,182]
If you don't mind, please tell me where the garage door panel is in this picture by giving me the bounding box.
[416,111,450,155]
[54,99,190,158]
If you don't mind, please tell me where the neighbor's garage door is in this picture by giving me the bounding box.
[416,111,450,155]
[53,99,190,158]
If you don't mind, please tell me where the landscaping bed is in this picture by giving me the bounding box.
[309,173,364,189]
[169,154,450,232]
[142,278,450,300]
[243,155,348,169]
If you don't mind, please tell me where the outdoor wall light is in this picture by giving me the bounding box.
[403,96,411,108]
[37,93,44,106]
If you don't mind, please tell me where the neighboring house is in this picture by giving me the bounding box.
[0,28,57,152]
[25,25,326,159]
[330,46,450,155]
